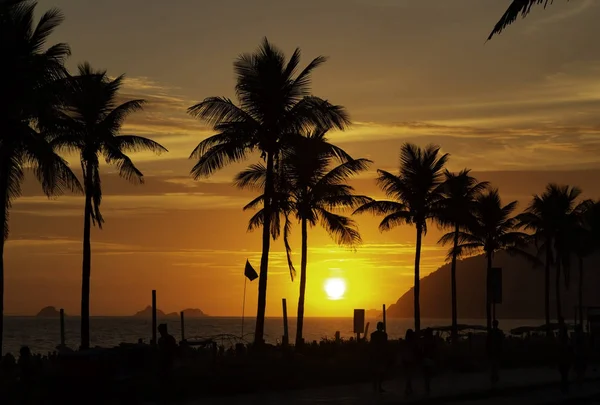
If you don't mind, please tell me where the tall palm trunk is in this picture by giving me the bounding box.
[578,256,584,327]
[555,259,563,322]
[450,224,459,343]
[414,223,423,334]
[255,152,274,345]
[0,174,6,355]
[544,247,551,336]
[295,217,308,347]
[80,186,93,350]
[486,252,493,332]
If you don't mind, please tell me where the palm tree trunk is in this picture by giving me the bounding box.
[414,224,423,335]
[254,152,274,345]
[295,218,308,347]
[486,252,493,332]
[0,175,6,355]
[578,256,584,327]
[450,225,459,343]
[556,259,563,322]
[80,189,93,350]
[545,247,551,337]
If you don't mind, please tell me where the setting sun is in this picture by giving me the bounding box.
[324,278,346,300]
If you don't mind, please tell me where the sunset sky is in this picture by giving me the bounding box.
[7,0,600,317]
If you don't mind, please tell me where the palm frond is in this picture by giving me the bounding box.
[116,135,167,154]
[488,0,557,40]
[234,163,267,190]
[317,208,362,247]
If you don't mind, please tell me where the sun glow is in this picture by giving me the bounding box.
[324,278,346,300]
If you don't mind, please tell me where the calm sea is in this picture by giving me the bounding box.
[3,316,541,355]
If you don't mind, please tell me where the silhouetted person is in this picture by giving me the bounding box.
[18,346,34,403]
[158,324,177,371]
[487,320,504,386]
[422,328,436,394]
[403,329,418,397]
[557,321,572,393]
[573,325,587,386]
[370,321,388,393]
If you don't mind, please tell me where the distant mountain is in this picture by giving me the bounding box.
[133,306,166,318]
[133,306,208,318]
[387,250,600,320]
[36,306,62,317]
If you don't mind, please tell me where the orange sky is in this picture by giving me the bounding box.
[7,0,600,316]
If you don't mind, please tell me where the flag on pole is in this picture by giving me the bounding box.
[244,260,258,281]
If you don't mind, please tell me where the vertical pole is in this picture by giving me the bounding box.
[382,304,387,332]
[180,311,185,342]
[241,277,247,338]
[151,290,157,346]
[492,302,496,323]
[59,308,65,347]
[282,298,289,346]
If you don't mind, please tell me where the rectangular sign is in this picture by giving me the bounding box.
[489,267,502,304]
[353,309,365,334]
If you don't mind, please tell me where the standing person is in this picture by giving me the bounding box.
[370,322,388,393]
[402,329,419,397]
[573,325,587,386]
[487,320,504,386]
[557,320,572,394]
[157,323,178,402]
[422,328,436,395]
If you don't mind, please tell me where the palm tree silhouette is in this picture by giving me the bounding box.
[452,189,529,331]
[437,169,489,343]
[51,63,167,349]
[355,143,448,334]
[238,130,371,346]
[187,38,349,344]
[0,0,81,353]
[568,200,599,326]
[517,184,585,328]
[488,0,558,40]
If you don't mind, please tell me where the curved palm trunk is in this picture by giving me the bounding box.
[295,218,308,347]
[414,224,423,334]
[578,257,584,327]
[80,188,93,350]
[0,175,6,355]
[486,252,493,332]
[555,259,563,322]
[450,225,459,343]
[254,152,274,345]
[544,246,551,337]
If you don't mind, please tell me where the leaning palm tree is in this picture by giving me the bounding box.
[0,0,81,354]
[188,38,349,344]
[436,169,489,343]
[51,63,167,349]
[237,131,371,346]
[488,0,560,40]
[517,184,584,328]
[450,189,529,331]
[355,143,448,334]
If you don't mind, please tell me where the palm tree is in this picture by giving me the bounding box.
[237,130,371,346]
[51,63,167,349]
[436,169,489,343]
[488,0,559,40]
[187,38,349,344]
[449,189,528,331]
[570,200,600,326]
[0,0,81,354]
[517,184,585,328]
[354,143,448,334]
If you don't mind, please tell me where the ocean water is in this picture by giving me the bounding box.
[3,316,542,355]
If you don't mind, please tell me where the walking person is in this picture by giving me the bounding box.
[370,322,388,393]
[402,329,419,397]
[487,320,504,387]
[421,328,436,395]
[557,321,573,394]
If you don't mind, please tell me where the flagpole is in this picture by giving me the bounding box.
[241,276,247,339]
